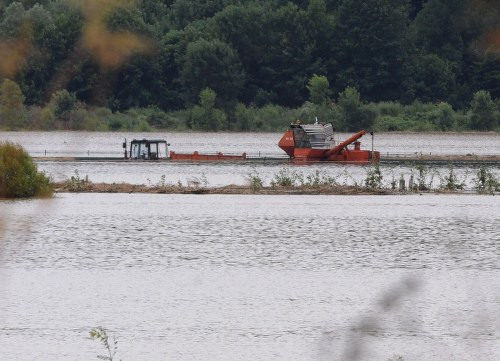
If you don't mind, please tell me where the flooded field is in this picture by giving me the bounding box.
[1,131,500,188]
[0,194,499,361]
[1,130,500,157]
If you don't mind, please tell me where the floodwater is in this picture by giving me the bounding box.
[1,131,499,187]
[0,194,499,361]
[2,131,500,157]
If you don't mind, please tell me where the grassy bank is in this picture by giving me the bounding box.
[54,163,500,195]
[52,180,499,196]
[53,181,392,195]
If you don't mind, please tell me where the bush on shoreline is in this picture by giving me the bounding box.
[1,78,498,133]
[0,142,53,198]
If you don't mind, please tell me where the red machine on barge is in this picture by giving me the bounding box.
[278,122,379,163]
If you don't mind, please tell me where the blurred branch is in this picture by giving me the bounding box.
[341,276,421,361]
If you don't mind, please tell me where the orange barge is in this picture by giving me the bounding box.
[169,151,246,161]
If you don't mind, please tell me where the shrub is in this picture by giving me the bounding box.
[374,115,412,131]
[247,168,264,191]
[256,104,296,131]
[0,142,52,198]
[307,74,332,105]
[365,164,383,188]
[188,88,227,131]
[304,170,338,187]
[433,102,455,130]
[474,166,500,194]
[440,164,464,191]
[50,89,77,122]
[271,168,302,187]
[415,164,431,191]
[376,101,403,116]
[338,87,376,131]
[234,103,254,131]
[296,102,340,129]
[469,90,498,130]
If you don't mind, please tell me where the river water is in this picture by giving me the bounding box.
[0,193,499,361]
[2,131,500,157]
[1,131,500,188]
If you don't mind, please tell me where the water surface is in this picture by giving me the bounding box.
[0,194,498,361]
[2,131,499,188]
[1,131,499,157]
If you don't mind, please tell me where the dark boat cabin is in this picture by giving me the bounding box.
[125,139,169,160]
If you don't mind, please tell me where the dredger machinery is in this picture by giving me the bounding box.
[278,122,380,163]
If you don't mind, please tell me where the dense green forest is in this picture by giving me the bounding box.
[0,0,499,131]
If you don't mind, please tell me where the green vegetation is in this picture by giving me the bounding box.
[439,164,465,191]
[57,164,500,195]
[89,327,120,361]
[0,78,24,128]
[474,165,500,194]
[188,87,227,131]
[247,167,264,191]
[0,0,499,132]
[365,164,383,189]
[0,142,52,198]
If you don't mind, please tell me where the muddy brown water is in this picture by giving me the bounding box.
[0,193,498,361]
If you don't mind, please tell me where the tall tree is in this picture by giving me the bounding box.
[470,90,499,130]
[473,54,500,99]
[267,3,319,106]
[0,78,25,128]
[307,74,331,104]
[337,86,375,131]
[413,0,465,63]
[181,38,244,107]
[406,54,457,103]
[170,0,227,29]
[188,87,227,131]
[213,4,274,104]
[332,0,411,102]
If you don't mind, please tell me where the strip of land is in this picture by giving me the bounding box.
[53,182,393,195]
[52,181,491,195]
[35,154,500,165]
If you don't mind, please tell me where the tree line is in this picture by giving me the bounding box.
[0,0,499,131]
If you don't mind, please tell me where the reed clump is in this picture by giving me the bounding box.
[0,142,52,198]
